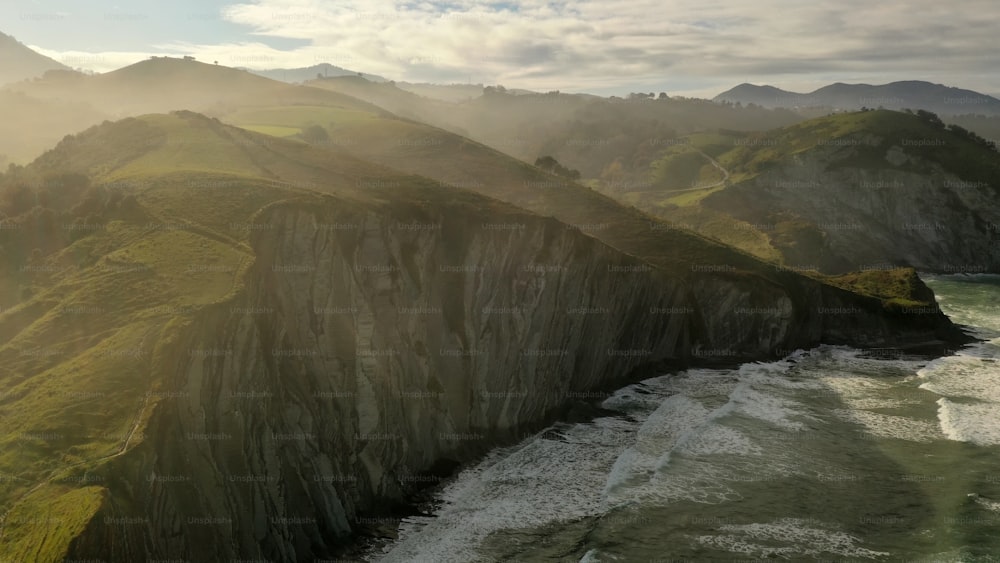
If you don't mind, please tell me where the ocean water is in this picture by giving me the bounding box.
[371,274,1000,562]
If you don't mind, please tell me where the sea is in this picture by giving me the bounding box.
[370,274,1000,562]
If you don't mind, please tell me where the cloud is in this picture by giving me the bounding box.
[28,0,1000,96]
[28,46,173,73]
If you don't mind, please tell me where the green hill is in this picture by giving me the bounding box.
[220,98,804,280]
[304,77,805,180]
[0,32,70,86]
[0,58,391,166]
[597,109,1000,273]
[7,58,384,117]
[0,90,109,165]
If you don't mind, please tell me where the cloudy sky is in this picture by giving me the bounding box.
[4,0,1000,97]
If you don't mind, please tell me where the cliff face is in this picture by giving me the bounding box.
[703,141,1000,274]
[64,198,963,561]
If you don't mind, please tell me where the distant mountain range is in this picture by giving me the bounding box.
[0,31,69,85]
[247,63,387,84]
[714,81,1000,116]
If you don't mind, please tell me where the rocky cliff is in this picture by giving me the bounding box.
[57,194,966,561]
[704,139,1000,273]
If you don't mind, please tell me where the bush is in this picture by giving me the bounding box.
[534,155,581,180]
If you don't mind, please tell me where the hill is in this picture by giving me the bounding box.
[714,80,1000,116]
[305,77,805,180]
[249,63,386,84]
[6,57,385,117]
[711,83,797,107]
[394,82,486,102]
[218,88,804,277]
[0,58,394,165]
[0,90,109,166]
[609,109,1000,273]
[0,112,966,561]
[0,32,69,86]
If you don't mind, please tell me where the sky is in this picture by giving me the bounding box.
[4,0,1000,98]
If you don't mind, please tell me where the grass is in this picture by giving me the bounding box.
[223,104,384,147]
[826,268,934,307]
[239,124,302,137]
[0,202,249,542]
[0,484,105,562]
[647,145,726,191]
[715,110,1000,186]
[0,114,292,560]
[659,184,728,207]
[610,110,1000,268]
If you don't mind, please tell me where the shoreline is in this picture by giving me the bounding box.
[343,325,979,559]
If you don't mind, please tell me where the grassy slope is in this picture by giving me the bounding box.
[0,59,391,167]
[0,90,109,165]
[590,110,1000,268]
[304,77,805,177]
[219,100,965,298]
[6,59,384,117]
[0,112,408,559]
[222,101,803,283]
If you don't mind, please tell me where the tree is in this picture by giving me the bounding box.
[534,156,558,169]
[915,109,944,128]
[301,125,330,145]
[534,156,581,180]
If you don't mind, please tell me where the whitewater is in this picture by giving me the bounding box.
[370,274,1000,562]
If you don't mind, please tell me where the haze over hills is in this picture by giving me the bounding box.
[304,76,805,180]
[0,31,69,86]
[392,82,486,102]
[249,63,387,84]
[5,57,386,118]
[715,81,1000,116]
[0,56,393,166]
[226,81,1000,277]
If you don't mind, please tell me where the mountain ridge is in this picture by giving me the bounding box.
[248,62,387,84]
[714,80,1000,115]
[0,31,70,85]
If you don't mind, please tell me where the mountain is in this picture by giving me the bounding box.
[609,109,1000,274]
[6,57,383,117]
[248,62,386,84]
[305,77,805,178]
[711,83,796,107]
[714,80,1000,116]
[0,57,393,165]
[0,31,69,85]
[0,111,966,561]
[394,82,485,102]
[0,90,109,166]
